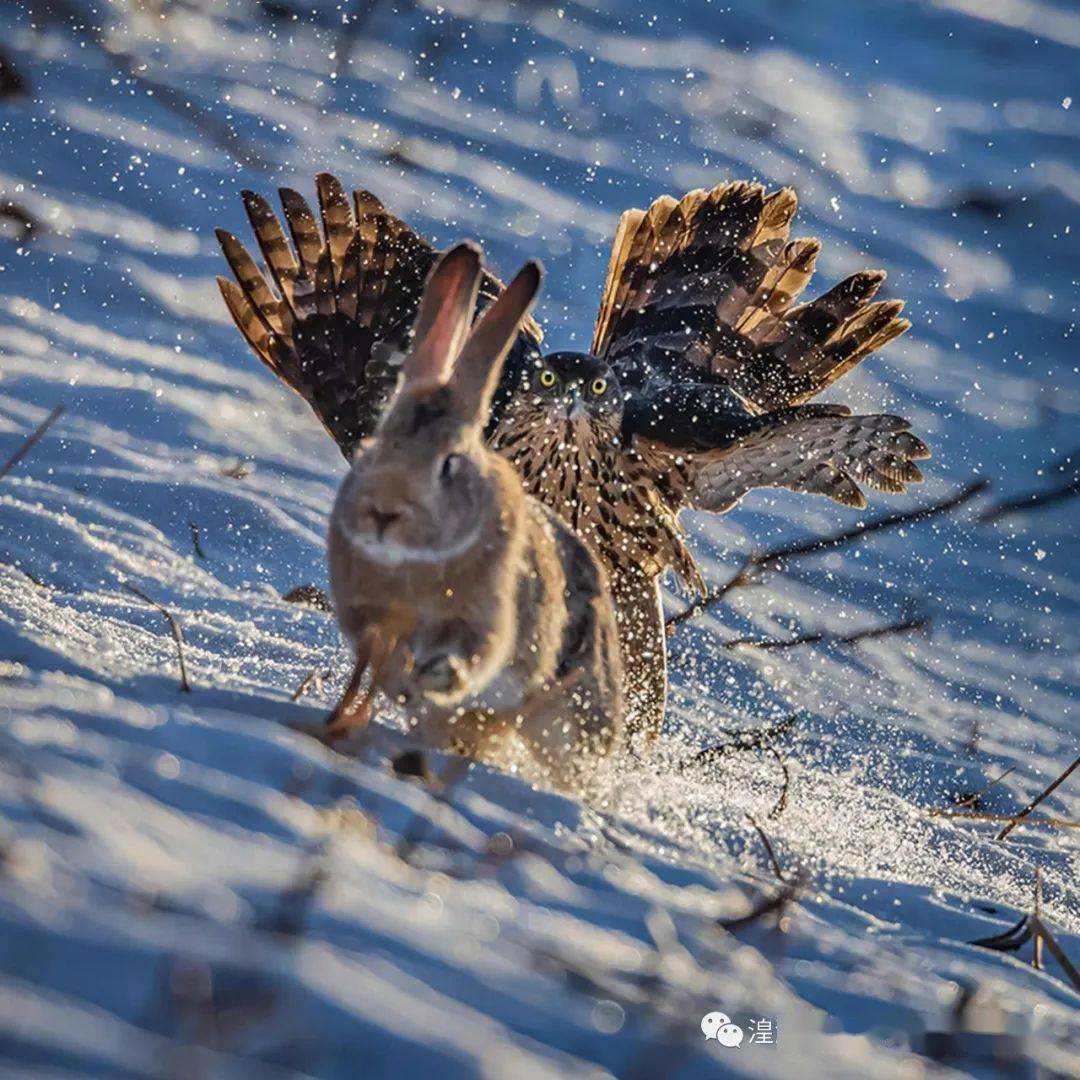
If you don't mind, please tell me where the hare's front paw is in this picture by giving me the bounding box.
[415,652,469,701]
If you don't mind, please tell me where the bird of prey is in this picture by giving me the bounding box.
[216,173,929,734]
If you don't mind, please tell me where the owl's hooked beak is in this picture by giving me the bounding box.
[567,393,589,423]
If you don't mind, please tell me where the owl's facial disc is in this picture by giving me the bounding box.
[536,352,622,429]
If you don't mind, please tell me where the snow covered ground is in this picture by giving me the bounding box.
[0,1,1077,1076]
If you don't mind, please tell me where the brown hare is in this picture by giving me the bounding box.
[325,243,624,789]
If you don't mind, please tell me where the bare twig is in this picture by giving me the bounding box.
[290,667,330,702]
[970,911,1032,951]
[996,754,1079,841]
[680,714,799,766]
[681,718,795,819]
[1030,915,1080,991]
[968,872,1080,991]
[979,446,1080,523]
[723,615,928,651]
[667,481,988,632]
[979,478,1080,523]
[123,582,192,692]
[950,764,1016,809]
[0,405,64,481]
[744,812,787,882]
[927,810,1077,829]
[1033,871,1043,971]
[717,875,802,932]
[189,521,207,561]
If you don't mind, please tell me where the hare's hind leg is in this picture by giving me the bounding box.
[325,656,373,739]
[325,630,391,739]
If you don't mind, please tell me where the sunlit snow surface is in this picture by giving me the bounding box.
[0,1,1077,1076]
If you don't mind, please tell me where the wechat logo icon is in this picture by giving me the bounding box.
[700,1011,744,1048]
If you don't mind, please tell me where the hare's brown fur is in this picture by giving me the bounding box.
[326,245,623,787]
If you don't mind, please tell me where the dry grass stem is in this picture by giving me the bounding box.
[950,765,1017,809]
[723,615,928,651]
[928,810,1077,829]
[979,446,1080,523]
[122,582,192,692]
[0,405,65,481]
[995,754,1079,841]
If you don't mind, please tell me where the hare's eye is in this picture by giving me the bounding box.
[538,368,557,389]
[440,453,462,482]
[590,377,607,396]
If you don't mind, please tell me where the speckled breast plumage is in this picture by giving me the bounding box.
[489,399,702,594]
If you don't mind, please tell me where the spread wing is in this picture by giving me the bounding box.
[217,173,543,456]
[593,181,909,413]
[680,408,930,514]
[593,181,927,511]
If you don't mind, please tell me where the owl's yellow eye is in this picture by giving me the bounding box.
[538,368,557,388]
[590,377,608,396]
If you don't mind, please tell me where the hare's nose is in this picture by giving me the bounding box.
[368,507,400,539]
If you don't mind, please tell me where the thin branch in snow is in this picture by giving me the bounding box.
[717,874,802,932]
[122,582,192,692]
[722,615,929,651]
[681,713,799,764]
[949,764,1017,809]
[968,871,1080,992]
[926,810,1077,829]
[0,405,65,481]
[744,812,788,882]
[969,911,1032,952]
[189,521,207,562]
[1033,871,1043,972]
[1029,914,1080,991]
[681,717,796,819]
[978,445,1080,523]
[291,667,331,702]
[667,480,988,632]
[995,754,1079,841]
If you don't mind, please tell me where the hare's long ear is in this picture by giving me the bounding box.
[402,243,483,391]
[452,260,543,427]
